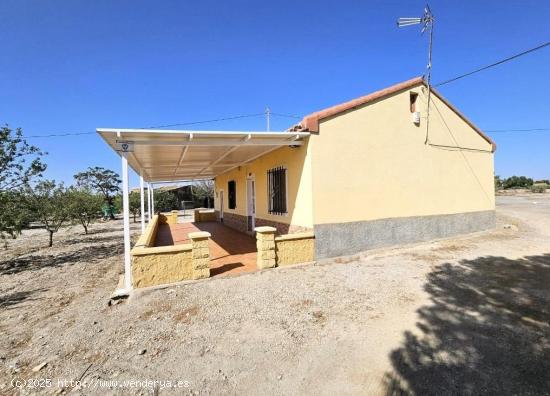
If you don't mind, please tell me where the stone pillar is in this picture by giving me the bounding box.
[172,210,179,224]
[194,209,201,223]
[189,231,211,279]
[254,226,277,269]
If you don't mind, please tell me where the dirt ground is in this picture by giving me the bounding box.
[1,195,549,395]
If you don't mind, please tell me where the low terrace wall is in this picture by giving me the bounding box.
[130,215,210,288]
[194,209,217,222]
[255,227,315,269]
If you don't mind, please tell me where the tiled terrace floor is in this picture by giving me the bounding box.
[155,222,257,277]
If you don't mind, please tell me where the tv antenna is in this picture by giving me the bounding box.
[398,5,435,143]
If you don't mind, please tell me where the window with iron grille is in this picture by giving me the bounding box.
[228,180,236,209]
[267,166,287,215]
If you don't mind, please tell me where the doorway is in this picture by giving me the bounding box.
[246,176,256,232]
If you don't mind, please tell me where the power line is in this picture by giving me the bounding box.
[270,112,302,119]
[485,128,550,133]
[434,41,550,87]
[22,125,550,139]
[24,131,95,138]
[141,112,264,129]
[22,112,266,138]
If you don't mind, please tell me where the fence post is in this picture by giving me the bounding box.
[189,231,211,279]
[254,226,277,269]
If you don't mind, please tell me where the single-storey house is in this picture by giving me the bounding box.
[213,76,496,258]
[98,76,496,291]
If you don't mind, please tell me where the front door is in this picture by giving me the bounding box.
[247,176,256,232]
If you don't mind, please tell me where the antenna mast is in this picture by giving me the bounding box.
[265,107,271,132]
[397,4,435,143]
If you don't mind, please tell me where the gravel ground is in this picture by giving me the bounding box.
[1,196,549,395]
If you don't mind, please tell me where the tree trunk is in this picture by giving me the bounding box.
[48,230,54,247]
[107,197,116,220]
[81,218,88,234]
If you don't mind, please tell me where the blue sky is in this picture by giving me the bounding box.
[1,0,549,187]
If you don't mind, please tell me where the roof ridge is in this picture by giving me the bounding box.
[295,76,496,152]
[299,76,424,132]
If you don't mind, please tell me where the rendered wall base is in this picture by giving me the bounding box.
[220,212,248,233]
[255,217,313,235]
[218,210,312,235]
[314,210,496,259]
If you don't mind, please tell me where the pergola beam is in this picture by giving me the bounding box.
[196,146,239,177]
[173,133,193,176]
[119,139,304,147]
[195,134,251,178]
[100,128,309,137]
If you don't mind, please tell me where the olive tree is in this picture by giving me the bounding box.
[68,188,103,234]
[74,167,120,220]
[114,191,145,222]
[192,180,214,208]
[154,190,179,212]
[0,191,32,249]
[26,180,71,247]
[0,126,46,246]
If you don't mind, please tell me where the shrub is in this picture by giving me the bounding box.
[531,184,548,193]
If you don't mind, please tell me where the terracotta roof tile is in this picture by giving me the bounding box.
[295,76,496,152]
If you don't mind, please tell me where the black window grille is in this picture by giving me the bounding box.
[228,180,236,209]
[268,166,287,215]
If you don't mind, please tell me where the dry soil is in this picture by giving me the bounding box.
[1,195,549,395]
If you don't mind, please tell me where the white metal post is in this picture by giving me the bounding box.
[139,175,145,233]
[147,183,152,222]
[151,183,155,215]
[121,152,132,291]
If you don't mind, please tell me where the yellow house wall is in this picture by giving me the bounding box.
[310,85,495,225]
[214,141,314,230]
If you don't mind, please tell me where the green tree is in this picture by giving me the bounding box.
[503,176,533,189]
[114,191,145,222]
[68,188,103,234]
[0,126,46,245]
[74,167,121,220]
[26,180,71,247]
[0,191,32,249]
[129,192,143,222]
[494,175,503,191]
[154,190,179,212]
[192,180,214,208]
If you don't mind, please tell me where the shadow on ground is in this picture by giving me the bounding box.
[384,254,550,395]
[0,243,123,276]
[0,288,47,309]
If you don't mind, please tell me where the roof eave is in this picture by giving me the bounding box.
[297,76,496,153]
[300,76,424,133]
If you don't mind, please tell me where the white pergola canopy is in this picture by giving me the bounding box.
[97,128,310,182]
[98,128,310,294]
